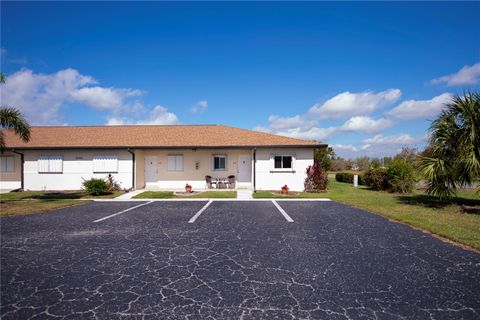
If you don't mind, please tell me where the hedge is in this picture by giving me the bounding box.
[335,172,365,185]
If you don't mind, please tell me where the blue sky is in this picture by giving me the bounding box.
[1,2,479,158]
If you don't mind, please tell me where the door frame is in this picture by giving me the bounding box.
[237,154,252,185]
[144,156,158,186]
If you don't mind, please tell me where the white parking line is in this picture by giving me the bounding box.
[93,201,153,223]
[272,200,294,222]
[188,200,213,223]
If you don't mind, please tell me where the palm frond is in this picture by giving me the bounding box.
[0,107,31,150]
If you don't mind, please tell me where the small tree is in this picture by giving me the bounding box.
[304,162,328,192]
[421,91,480,199]
[386,159,416,193]
[314,146,337,171]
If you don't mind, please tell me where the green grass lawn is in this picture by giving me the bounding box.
[0,190,123,217]
[133,191,237,199]
[325,180,480,250]
[253,191,329,199]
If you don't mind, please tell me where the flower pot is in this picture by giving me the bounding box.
[185,186,192,193]
[281,189,288,195]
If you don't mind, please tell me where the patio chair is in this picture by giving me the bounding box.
[205,175,216,189]
[227,175,236,189]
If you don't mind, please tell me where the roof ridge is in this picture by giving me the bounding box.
[29,124,221,128]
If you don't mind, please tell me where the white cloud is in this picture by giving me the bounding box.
[266,115,317,131]
[0,68,147,125]
[339,116,393,133]
[387,93,452,120]
[189,100,208,113]
[362,133,421,147]
[309,89,401,119]
[1,68,93,124]
[71,87,142,110]
[431,62,480,86]
[106,105,178,126]
[274,126,336,141]
[333,144,358,152]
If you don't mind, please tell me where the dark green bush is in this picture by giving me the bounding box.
[82,178,109,196]
[335,172,353,183]
[386,159,416,193]
[335,172,365,185]
[364,168,389,191]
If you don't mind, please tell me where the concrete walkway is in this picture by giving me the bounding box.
[236,189,253,199]
[114,189,145,200]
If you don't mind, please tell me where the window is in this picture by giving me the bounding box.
[274,156,293,169]
[168,155,183,171]
[93,155,118,173]
[0,156,14,172]
[38,155,63,173]
[213,154,227,171]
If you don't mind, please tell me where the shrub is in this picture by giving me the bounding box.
[106,174,121,192]
[335,172,353,183]
[386,159,416,193]
[335,172,365,185]
[364,168,389,191]
[82,178,109,196]
[304,162,328,192]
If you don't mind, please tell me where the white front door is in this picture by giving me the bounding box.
[144,156,158,184]
[237,154,252,183]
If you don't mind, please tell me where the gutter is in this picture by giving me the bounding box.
[127,149,135,190]
[12,149,24,190]
[2,144,327,151]
[253,147,256,193]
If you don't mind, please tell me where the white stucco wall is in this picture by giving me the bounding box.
[254,148,314,192]
[22,150,133,191]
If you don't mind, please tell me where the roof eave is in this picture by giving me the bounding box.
[4,144,326,150]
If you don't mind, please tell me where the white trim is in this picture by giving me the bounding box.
[212,154,227,171]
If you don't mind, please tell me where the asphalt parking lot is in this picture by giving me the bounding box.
[1,200,479,319]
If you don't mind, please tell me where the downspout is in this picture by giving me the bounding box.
[253,147,256,192]
[12,149,24,190]
[127,149,135,190]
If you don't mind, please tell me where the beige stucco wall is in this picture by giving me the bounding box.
[0,152,22,189]
[135,149,252,189]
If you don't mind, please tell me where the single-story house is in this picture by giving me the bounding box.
[0,125,325,192]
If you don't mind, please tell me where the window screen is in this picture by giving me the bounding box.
[213,155,227,170]
[93,155,118,173]
[273,156,292,169]
[0,156,14,172]
[168,155,183,171]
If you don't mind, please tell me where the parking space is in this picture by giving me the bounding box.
[1,200,479,319]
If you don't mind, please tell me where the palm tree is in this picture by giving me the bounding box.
[421,91,480,199]
[0,73,31,151]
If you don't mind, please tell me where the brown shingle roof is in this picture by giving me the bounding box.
[2,125,324,149]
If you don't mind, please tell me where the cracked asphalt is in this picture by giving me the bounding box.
[1,200,479,319]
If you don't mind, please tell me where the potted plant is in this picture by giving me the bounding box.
[185,183,192,193]
[281,184,289,195]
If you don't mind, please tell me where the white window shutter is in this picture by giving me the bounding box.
[176,156,183,171]
[93,155,118,173]
[49,156,63,173]
[38,155,49,173]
